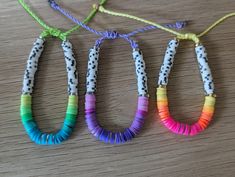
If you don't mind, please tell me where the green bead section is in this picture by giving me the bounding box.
[20,95,78,124]
[65,113,77,124]
[65,96,78,124]
[21,113,33,123]
[20,94,33,123]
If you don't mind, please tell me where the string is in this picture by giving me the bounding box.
[197,12,235,37]
[49,0,186,48]
[98,5,235,43]
[18,0,100,40]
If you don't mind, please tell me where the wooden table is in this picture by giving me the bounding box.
[1,0,235,176]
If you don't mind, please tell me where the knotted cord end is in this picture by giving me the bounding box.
[48,0,58,9]
[175,21,187,29]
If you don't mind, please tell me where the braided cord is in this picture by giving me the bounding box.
[49,0,186,38]
[18,0,51,30]
[98,5,235,43]
[197,12,235,37]
[18,0,100,40]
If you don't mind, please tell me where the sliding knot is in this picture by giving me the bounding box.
[41,28,66,41]
[177,33,199,44]
[49,28,62,37]
[103,31,119,39]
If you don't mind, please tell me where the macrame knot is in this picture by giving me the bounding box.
[49,28,62,37]
[104,31,119,39]
[177,33,200,44]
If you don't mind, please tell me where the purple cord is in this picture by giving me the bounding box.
[48,0,186,49]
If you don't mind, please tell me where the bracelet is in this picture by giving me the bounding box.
[20,37,78,145]
[156,37,216,136]
[85,31,149,144]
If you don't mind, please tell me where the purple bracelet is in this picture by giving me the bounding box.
[84,31,149,144]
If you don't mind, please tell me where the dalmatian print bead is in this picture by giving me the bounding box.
[158,39,179,86]
[62,40,78,95]
[86,47,99,93]
[22,37,44,94]
[195,45,214,95]
[86,46,148,96]
[158,39,215,95]
[22,37,78,96]
[133,50,148,96]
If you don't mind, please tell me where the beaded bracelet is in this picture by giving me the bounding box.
[85,33,149,144]
[94,6,235,135]
[49,0,186,143]
[19,0,100,145]
[21,37,78,145]
[156,38,216,136]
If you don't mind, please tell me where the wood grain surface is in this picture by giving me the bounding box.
[0,0,235,176]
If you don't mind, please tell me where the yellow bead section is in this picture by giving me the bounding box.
[20,95,32,115]
[66,95,78,115]
[156,87,168,101]
[204,96,216,107]
[21,94,32,106]
[202,96,216,113]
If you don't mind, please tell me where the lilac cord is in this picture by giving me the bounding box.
[48,0,186,48]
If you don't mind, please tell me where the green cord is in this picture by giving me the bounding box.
[18,0,100,40]
[99,0,108,5]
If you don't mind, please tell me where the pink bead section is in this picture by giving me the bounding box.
[157,87,216,136]
[161,117,204,136]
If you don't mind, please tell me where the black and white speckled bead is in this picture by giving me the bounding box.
[86,47,148,96]
[62,40,78,95]
[158,39,215,95]
[22,37,44,94]
[158,39,179,85]
[86,47,99,93]
[195,45,214,94]
[133,50,148,96]
[22,37,78,95]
